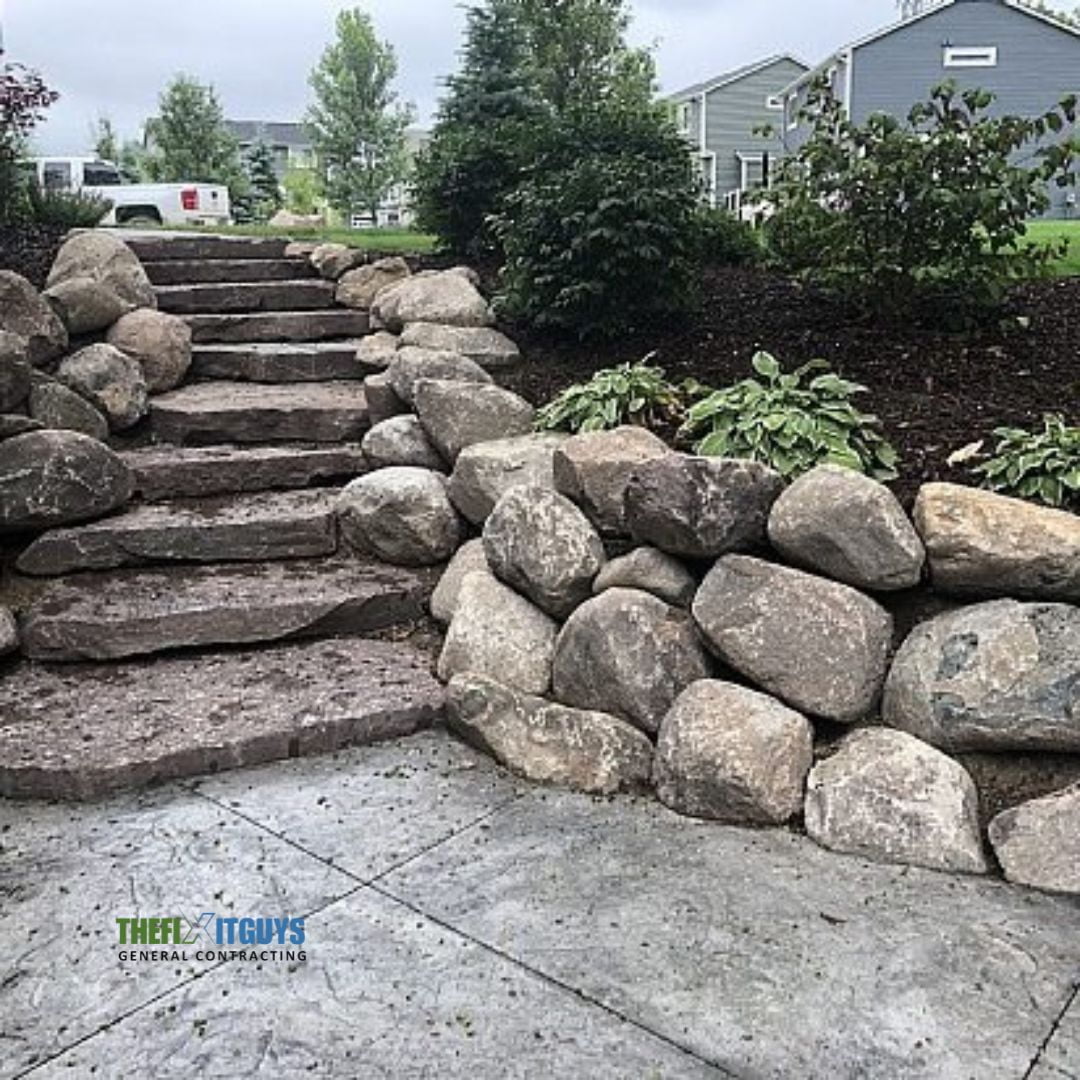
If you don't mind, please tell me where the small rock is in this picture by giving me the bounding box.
[989,784,1080,895]
[400,323,520,370]
[552,587,712,734]
[106,308,192,393]
[337,467,463,566]
[0,270,68,368]
[336,257,411,309]
[447,673,653,796]
[0,331,31,411]
[44,276,133,334]
[28,380,110,441]
[362,371,409,426]
[414,379,535,464]
[430,539,489,626]
[625,455,783,558]
[0,606,17,656]
[373,271,494,332]
[483,486,606,619]
[386,347,492,406]
[438,570,558,695]
[593,547,696,607]
[693,555,893,723]
[57,344,148,431]
[882,599,1080,752]
[654,680,813,824]
[46,231,155,309]
[356,331,400,369]
[553,426,671,535]
[804,728,988,875]
[310,243,365,280]
[914,483,1080,602]
[361,415,446,471]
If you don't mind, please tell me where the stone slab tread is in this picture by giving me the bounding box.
[156,280,337,315]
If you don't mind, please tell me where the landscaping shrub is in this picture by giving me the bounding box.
[694,207,762,267]
[766,79,1080,321]
[680,352,900,480]
[535,358,684,433]
[973,414,1080,509]
[27,183,112,228]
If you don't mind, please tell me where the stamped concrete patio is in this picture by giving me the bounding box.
[2,729,1078,1079]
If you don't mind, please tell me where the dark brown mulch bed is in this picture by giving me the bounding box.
[0,226,66,289]
[490,266,1080,508]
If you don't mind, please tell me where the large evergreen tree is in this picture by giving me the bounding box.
[305,8,412,221]
[244,140,283,223]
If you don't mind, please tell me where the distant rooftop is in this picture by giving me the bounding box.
[666,54,808,101]
[224,121,430,152]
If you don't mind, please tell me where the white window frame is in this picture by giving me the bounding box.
[677,102,692,135]
[786,93,800,131]
[765,94,783,111]
[944,45,998,68]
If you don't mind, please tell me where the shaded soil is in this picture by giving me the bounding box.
[0,226,66,289]
[493,266,1080,508]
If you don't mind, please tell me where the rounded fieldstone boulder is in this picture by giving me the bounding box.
[693,555,893,724]
[0,430,133,531]
[552,587,712,735]
[373,271,494,333]
[430,539,489,626]
[44,276,134,335]
[0,331,31,412]
[654,680,813,824]
[483,486,606,619]
[593,547,696,608]
[0,270,68,368]
[106,308,193,393]
[447,673,654,796]
[414,379,535,464]
[356,331,400,369]
[336,257,411,309]
[768,464,925,591]
[28,379,110,442]
[337,467,463,566]
[882,599,1080,752]
[625,455,783,558]
[362,371,409,426]
[0,605,17,656]
[46,230,155,309]
[400,323,520,370]
[386,347,492,407]
[0,415,43,439]
[361,415,446,471]
[310,243,365,280]
[989,784,1080,895]
[804,728,987,875]
[438,570,558,695]
[57,344,148,431]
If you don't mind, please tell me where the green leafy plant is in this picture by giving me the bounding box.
[27,182,112,227]
[680,352,899,480]
[535,358,683,433]
[973,414,1080,509]
[693,207,762,267]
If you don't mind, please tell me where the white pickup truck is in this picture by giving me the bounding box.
[30,157,232,228]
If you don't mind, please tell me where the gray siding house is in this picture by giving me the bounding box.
[781,0,1080,215]
[668,54,809,213]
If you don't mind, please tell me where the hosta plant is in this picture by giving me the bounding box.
[973,414,1080,509]
[535,359,683,434]
[680,352,899,481]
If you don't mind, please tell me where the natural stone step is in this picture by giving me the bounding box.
[190,341,365,382]
[150,381,369,445]
[18,557,435,661]
[156,280,337,315]
[143,259,316,285]
[119,232,289,262]
[16,489,341,576]
[0,637,444,800]
[184,309,370,343]
[122,444,367,501]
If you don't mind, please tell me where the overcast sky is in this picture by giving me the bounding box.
[4,0,896,155]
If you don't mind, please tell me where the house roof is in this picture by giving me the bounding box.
[666,53,809,102]
[224,121,430,153]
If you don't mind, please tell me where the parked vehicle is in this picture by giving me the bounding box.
[28,157,231,227]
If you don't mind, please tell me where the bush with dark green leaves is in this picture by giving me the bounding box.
[973,414,1080,510]
[27,182,112,228]
[766,80,1080,320]
[694,207,761,267]
[680,352,899,481]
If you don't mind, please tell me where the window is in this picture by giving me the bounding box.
[944,45,998,67]
[42,161,72,191]
[83,163,121,186]
[787,93,800,131]
[765,94,783,110]
[677,102,692,134]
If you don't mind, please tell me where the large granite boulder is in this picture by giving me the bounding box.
[447,673,653,796]
[654,680,813,824]
[46,230,155,309]
[0,331,31,412]
[693,555,893,724]
[356,331,400,369]
[400,323,520,370]
[373,271,494,333]
[430,539,489,626]
[43,276,134,335]
[0,271,68,368]
[337,467,463,566]
[553,426,671,535]
[882,600,1080,752]
[386,347,492,407]
[414,379,535,464]
[593,547,696,608]
[447,433,567,525]
[336,257,411,309]
[768,465,925,591]
[625,455,783,558]
[0,430,133,531]
[0,605,17,656]
[438,570,558,695]
[989,784,1080,895]
[483,486,605,619]
[804,728,987,875]
[28,379,109,442]
[914,483,1080,603]
[310,243,365,280]
[106,308,192,393]
[552,587,711,735]
[361,415,446,471]
[57,344,148,431]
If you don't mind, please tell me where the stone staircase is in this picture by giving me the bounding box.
[0,233,444,801]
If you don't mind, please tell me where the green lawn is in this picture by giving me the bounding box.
[140,221,437,255]
[1024,219,1080,276]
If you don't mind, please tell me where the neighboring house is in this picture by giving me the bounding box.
[666,54,810,214]
[780,0,1080,216]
